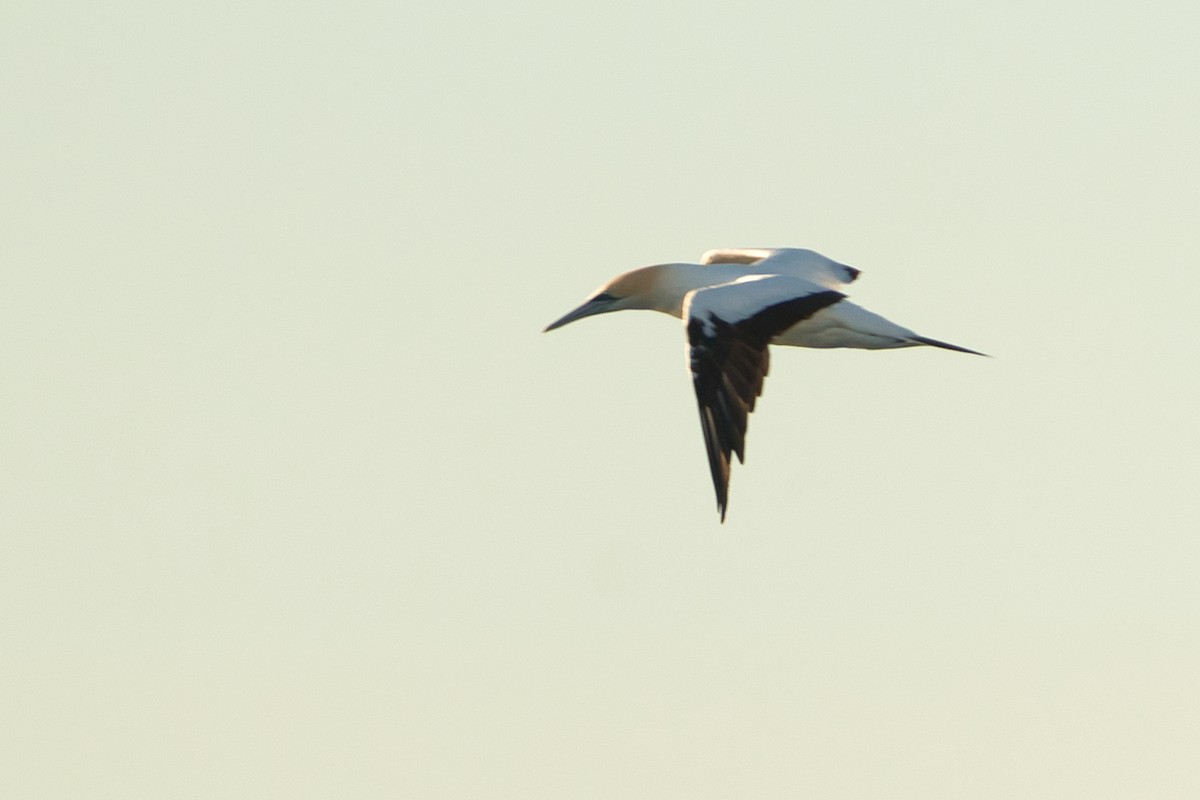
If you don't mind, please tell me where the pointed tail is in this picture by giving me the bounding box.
[910,335,988,357]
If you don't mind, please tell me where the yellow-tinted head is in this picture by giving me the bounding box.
[542,266,663,332]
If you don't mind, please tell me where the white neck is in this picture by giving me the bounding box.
[645,262,750,317]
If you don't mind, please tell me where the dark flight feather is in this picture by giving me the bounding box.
[687,290,845,521]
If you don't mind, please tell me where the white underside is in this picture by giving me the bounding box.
[773,302,919,350]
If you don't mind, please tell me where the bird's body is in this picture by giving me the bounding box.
[544,247,983,521]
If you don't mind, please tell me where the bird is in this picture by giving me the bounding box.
[544,247,984,522]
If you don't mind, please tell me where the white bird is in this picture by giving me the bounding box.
[544,247,984,522]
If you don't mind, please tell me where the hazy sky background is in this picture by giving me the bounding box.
[3,1,1199,797]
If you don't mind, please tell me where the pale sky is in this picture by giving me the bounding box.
[3,1,1199,797]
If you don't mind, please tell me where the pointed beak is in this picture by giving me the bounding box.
[543,293,619,333]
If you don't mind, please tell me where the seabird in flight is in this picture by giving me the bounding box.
[544,247,984,522]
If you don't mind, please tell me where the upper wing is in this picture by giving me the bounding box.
[702,247,860,289]
[683,275,846,521]
[701,248,777,267]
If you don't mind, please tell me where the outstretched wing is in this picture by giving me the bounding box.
[701,247,777,267]
[702,247,861,289]
[683,276,846,521]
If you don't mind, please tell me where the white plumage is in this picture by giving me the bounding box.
[545,247,984,521]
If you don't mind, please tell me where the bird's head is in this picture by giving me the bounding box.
[543,266,664,332]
